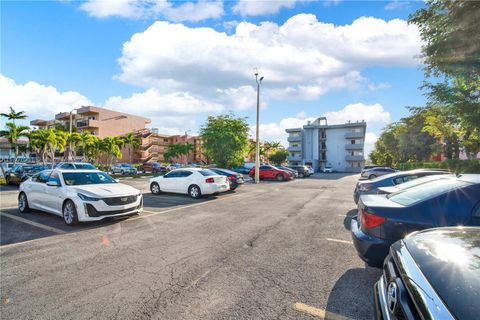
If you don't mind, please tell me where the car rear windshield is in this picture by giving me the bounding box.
[24,165,45,172]
[62,172,117,185]
[75,164,96,169]
[199,169,217,176]
[387,179,470,205]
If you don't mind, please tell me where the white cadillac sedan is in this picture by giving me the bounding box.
[150,168,229,199]
[18,169,143,225]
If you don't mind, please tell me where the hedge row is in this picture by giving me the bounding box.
[396,160,480,173]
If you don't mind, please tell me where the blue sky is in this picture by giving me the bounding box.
[1,0,427,154]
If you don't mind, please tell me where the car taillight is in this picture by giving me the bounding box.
[228,175,236,180]
[359,183,372,192]
[205,177,214,183]
[360,210,386,229]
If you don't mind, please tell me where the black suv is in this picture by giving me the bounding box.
[288,165,311,178]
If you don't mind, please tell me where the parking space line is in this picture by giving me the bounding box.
[293,302,352,319]
[0,212,66,235]
[325,238,353,245]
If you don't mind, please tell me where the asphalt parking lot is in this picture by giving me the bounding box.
[0,174,381,320]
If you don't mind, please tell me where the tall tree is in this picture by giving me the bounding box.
[1,107,27,124]
[409,0,480,158]
[65,132,82,161]
[122,132,141,164]
[78,131,96,161]
[0,122,30,165]
[200,114,250,168]
[164,143,193,163]
[268,149,288,165]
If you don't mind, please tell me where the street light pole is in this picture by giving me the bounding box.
[254,70,264,184]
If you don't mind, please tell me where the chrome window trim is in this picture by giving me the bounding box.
[392,241,455,320]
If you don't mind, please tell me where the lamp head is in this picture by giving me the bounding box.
[259,76,264,82]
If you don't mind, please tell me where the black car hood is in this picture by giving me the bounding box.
[404,227,480,320]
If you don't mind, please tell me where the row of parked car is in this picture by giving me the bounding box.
[16,163,249,226]
[350,167,480,320]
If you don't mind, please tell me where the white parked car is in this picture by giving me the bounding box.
[307,166,314,174]
[149,168,229,199]
[322,166,333,173]
[18,169,143,225]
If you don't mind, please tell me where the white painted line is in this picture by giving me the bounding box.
[325,238,353,245]
[0,212,66,235]
[293,302,353,319]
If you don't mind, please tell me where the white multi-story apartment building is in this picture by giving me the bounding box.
[286,117,366,173]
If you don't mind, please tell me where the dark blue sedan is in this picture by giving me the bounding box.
[351,174,480,267]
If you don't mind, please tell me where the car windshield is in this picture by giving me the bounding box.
[388,179,470,205]
[62,172,117,185]
[121,164,131,167]
[198,169,217,176]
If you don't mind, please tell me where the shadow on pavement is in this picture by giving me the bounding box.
[343,209,358,231]
[325,267,382,320]
[0,190,232,246]
[308,173,360,181]
[0,184,18,192]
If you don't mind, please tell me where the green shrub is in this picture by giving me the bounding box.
[396,160,480,173]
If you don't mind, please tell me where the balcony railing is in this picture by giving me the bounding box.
[345,144,363,150]
[345,132,363,139]
[287,136,301,142]
[288,154,302,161]
[76,119,100,128]
[345,155,364,161]
[287,146,301,152]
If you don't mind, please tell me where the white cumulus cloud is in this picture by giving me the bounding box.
[116,14,421,106]
[233,0,298,16]
[324,103,391,125]
[80,0,223,22]
[0,74,91,122]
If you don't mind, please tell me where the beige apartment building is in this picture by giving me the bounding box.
[30,106,151,138]
[31,106,206,164]
[128,128,206,164]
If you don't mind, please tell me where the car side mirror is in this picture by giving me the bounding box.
[46,181,60,187]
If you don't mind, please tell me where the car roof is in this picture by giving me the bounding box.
[54,169,103,173]
[457,174,480,184]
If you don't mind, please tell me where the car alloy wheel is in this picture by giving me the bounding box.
[18,192,30,213]
[63,200,78,226]
[276,174,284,181]
[150,182,161,195]
[298,172,304,178]
[369,174,377,179]
[189,185,201,199]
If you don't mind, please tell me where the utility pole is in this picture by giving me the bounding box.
[254,70,264,184]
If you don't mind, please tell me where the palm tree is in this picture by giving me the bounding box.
[164,143,193,164]
[1,107,27,124]
[45,129,66,165]
[122,132,141,164]
[28,129,49,165]
[65,132,82,161]
[101,136,125,167]
[263,141,281,161]
[0,122,30,165]
[181,143,194,164]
